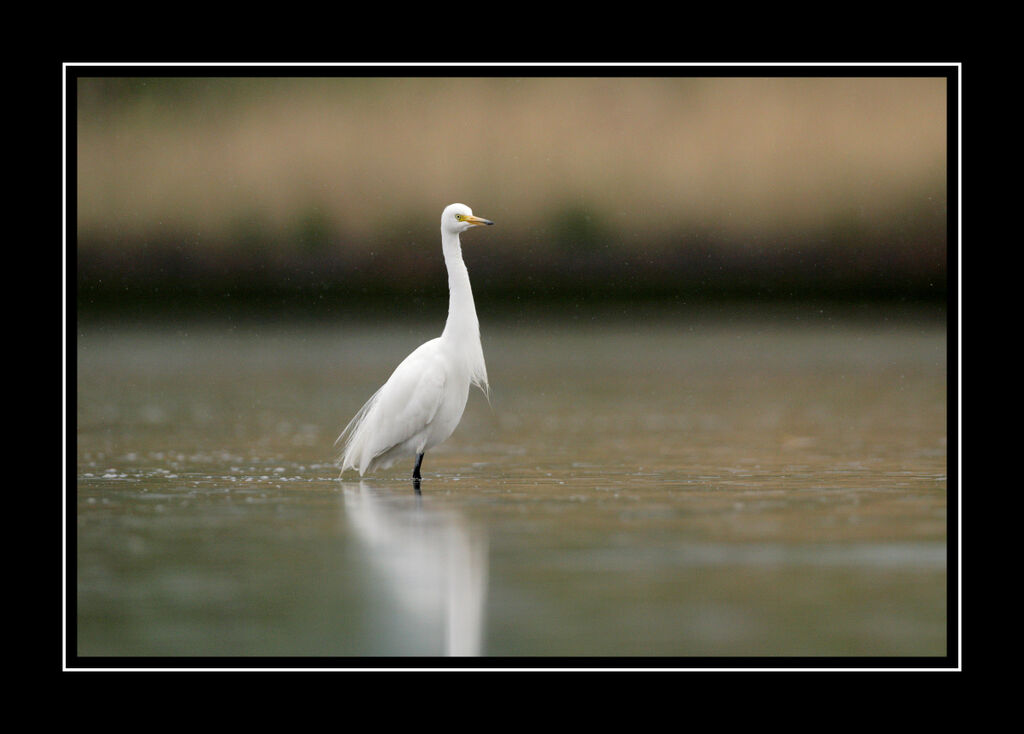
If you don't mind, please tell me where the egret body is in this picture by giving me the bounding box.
[337,203,493,480]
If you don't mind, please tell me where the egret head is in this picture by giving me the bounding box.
[442,203,494,235]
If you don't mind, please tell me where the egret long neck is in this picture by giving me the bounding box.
[440,231,480,346]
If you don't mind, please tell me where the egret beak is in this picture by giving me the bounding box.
[465,215,494,227]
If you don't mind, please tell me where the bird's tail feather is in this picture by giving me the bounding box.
[336,386,383,474]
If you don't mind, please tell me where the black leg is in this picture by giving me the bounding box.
[413,452,424,480]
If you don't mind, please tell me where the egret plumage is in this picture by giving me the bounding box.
[337,203,493,481]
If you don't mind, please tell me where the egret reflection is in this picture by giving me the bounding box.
[341,480,488,656]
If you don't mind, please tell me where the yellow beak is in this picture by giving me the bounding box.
[465,215,494,227]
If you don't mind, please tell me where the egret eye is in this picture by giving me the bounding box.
[455,214,463,221]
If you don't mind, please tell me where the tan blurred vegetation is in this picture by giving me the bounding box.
[75,76,948,304]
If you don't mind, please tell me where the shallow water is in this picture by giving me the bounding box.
[73,311,950,662]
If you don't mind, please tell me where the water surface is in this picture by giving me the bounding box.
[74,311,949,661]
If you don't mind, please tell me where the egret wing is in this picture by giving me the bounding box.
[366,348,447,458]
[338,341,447,473]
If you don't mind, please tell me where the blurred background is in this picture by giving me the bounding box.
[74,75,948,319]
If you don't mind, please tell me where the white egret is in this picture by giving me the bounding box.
[337,203,493,481]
